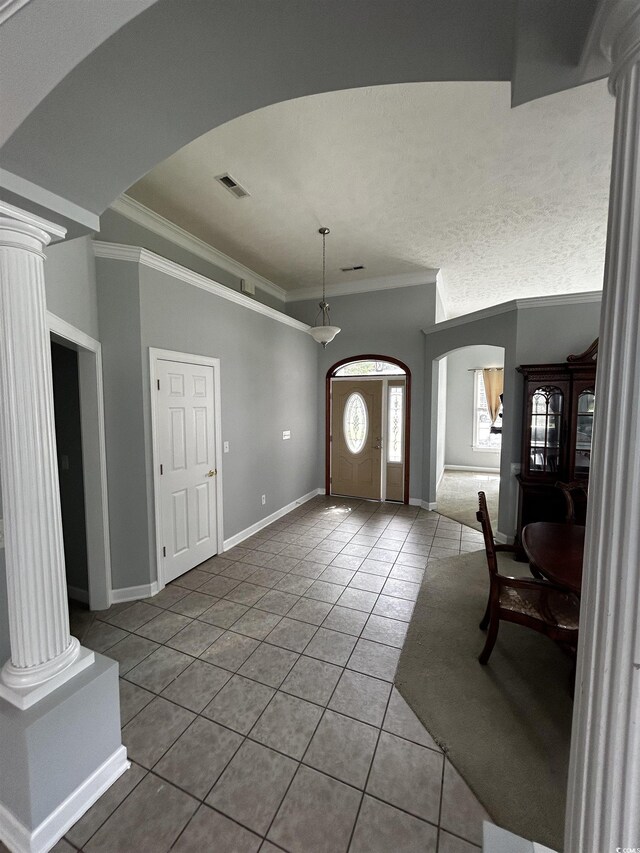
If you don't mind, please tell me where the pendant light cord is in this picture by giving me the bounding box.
[322,229,327,306]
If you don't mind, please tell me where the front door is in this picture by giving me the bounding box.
[331,380,383,500]
[156,359,218,583]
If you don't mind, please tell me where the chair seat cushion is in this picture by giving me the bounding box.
[500,584,579,630]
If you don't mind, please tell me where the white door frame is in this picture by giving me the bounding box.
[330,375,406,501]
[47,312,112,610]
[149,348,224,590]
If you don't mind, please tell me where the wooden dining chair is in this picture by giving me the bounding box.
[476,491,580,665]
[556,480,589,524]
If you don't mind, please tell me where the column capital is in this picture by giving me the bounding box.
[596,0,640,93]
[0,200,67,254]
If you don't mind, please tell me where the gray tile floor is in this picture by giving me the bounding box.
[65,496,490,853]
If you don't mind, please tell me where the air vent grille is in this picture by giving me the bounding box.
[215,173,250,199]
[340,265,366,272]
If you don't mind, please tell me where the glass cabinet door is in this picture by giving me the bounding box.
[575,389,595,476]
[529,386,564,473]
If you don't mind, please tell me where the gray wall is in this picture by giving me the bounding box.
[139,265,320,577]
[98,209,284,310]
[96,258,148,590]
[44,236,99,339]
[445,345,504,470]
[516,301,601,363]
[95,255,319,590]
[288,282,438,500]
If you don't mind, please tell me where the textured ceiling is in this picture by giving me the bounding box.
[127,80,614,317]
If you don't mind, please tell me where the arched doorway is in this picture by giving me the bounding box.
[326,355,411,503]
[432,344,505,530]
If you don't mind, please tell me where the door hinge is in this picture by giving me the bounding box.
[162,546,166,557]
[160,463,163,475]
[157,379,160,390]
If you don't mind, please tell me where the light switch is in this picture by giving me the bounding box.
[282,430,291,440]
[223,441,230,453]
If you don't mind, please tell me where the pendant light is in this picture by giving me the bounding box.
[308,227,341,347]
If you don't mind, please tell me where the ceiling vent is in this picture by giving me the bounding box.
[340,265,366,272]
[215,173,250,199]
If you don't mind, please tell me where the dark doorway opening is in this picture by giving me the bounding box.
[51,341,89,604]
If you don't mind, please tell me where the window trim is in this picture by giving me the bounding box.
[472,369,502,453]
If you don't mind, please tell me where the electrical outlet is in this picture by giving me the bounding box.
[261,494,266,505]
[223,441,230,453]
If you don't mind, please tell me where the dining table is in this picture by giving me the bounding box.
[521,521,585,595]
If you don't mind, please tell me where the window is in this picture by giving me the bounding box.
[343,392,368,454]
[473,370,502,451]
[387,385,404,462]
[334,359,405,377]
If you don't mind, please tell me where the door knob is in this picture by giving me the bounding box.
[207,469,217,477]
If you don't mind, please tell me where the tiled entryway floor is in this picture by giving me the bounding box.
[65,496,490,853]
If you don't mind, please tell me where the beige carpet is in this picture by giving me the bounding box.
[436,470,499,531]
[395,550,573,851]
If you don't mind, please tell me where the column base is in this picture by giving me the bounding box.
[483,822,557,853]
[0,654,126,853]
[0,747,129,853]
[0,645,94,710]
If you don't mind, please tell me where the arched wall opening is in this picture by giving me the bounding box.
[422,307,519,540]
[0,1,516,217]
[433,344,505,530]
[326,355,412,504]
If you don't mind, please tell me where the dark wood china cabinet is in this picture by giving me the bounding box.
[516,339,597,538]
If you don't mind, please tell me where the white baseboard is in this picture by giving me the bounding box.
[67,585,89,605]
[0,746,129,853]
[410,498,438,511]
[110,582,159,604]
[445,465,500,474]
[495,531,515,545]
[223,488,324,550]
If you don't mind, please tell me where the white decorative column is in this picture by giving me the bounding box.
[565,2,640,851]
[0,201,93,710]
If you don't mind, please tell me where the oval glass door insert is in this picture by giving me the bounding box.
[343,392,368,454]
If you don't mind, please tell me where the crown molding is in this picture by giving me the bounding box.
[422,290,602,335]
[92,241,310,333]
[109,194,287,303]
[0,0,32,25]
[0,199,67,241]
[286,270,440,303]
[1,169,100,234]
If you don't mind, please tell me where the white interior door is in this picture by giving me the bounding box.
[157,359,218,583]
